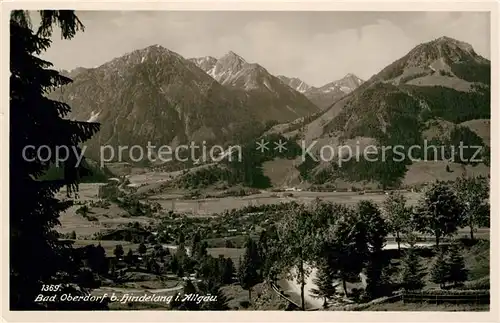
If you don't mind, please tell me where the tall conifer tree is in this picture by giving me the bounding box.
[10,10,100,309]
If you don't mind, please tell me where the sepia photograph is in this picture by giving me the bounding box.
[4,4,496,318]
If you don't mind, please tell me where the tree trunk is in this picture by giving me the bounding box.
[248,288,252,303]
[435,234,440,247]
[342,278,348,297]
[300,282,305,311]
[470,225,475,240]
[396,231,401,252]
[299,253,305,311]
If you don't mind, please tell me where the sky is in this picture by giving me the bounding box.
[38,11,490,87]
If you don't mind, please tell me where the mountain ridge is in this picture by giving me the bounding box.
[190,51,320,122]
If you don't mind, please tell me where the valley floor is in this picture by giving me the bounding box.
[56,181,490,311]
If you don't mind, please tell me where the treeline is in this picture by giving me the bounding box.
[300,108,488,188]
[405,85,490,123]
[450,60,490,84]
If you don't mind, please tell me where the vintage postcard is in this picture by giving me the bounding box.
[1,1,498,322]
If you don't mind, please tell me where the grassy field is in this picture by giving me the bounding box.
[58,204,153,237]
[151,190,422,215]
[57,183,425,236]
[403,161,490,187]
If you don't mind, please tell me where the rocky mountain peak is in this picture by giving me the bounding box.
[217,51,247,71]
[405,36,483,67]
[336,73,364,89]
[315,73,364,95]
[371,36,489,85]
[100,44,185,73]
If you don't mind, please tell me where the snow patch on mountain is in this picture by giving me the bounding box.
[263,79,273,92]
[277,76,312,93]
[87,110,100,122]
[340,86,351,93]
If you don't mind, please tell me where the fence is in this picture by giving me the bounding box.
[401,291,490,305]
[269,284,489,310]
[269,282,320,311]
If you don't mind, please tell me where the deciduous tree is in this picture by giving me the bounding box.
[454,175,489,240]
[326,204,369,297]
[276,203,315,310]
[414,182,463,247]
[357,200,388,252]
[383,192,411,252]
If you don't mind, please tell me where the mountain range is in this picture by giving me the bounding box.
[278,73,364,110]
[190,53,364,112]
[189,51,320,122]
[53,36,490,187]
[52,47,330,160]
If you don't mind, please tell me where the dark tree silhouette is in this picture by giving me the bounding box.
[382,191,411,252]
[221,258,235,284]
[137,242,147,256]
[446,244,468,286]
[310,263,336,308]
[113,245,124,259]
[125,249,135,265]
[400,247,426,291]
[238,253,259,303]
[10,10,101,310]
[190,230,202,259]
[430,249,449,289]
